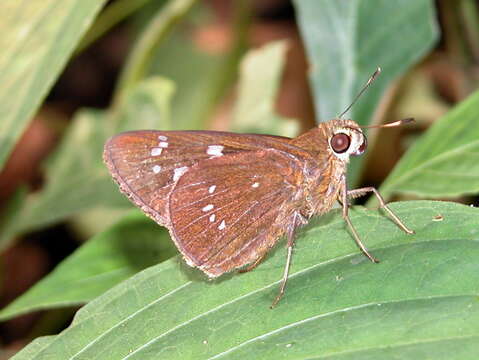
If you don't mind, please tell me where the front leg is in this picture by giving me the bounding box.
[270,212,306,308]
[340,180,380,263]
[347,187,414,235]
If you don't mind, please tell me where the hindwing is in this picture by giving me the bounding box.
[167,149,305,276]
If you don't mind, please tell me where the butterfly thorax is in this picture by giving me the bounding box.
[291,119,361,218]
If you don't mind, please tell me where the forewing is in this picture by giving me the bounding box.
[103,130,296,225]
[168,149,304,277]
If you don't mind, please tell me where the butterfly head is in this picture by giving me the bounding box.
[327,119,367,162]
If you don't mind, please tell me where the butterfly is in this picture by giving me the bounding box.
[103,69,415,307]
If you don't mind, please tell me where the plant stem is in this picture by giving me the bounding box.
[75,0,155,55]
[460,0,479,63]
[112,0,198,110]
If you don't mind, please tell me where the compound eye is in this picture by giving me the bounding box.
[330,133,351,153]
[358,136,367,154]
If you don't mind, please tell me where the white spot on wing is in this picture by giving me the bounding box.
[218,220,226,230]
[202,204,214,212]
[152,165,162,174]
[209,214,216,222]
[158,142,168,148]
[207,145,224,157]
[151,148,162,156]
[173,166,188,181]
[208,185,216,194]
[158,135,168,141]
[252,182,259,188]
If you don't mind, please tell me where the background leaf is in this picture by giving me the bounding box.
[378,90,479,201]
[294,0,438,124]
[0,211,175,321]
[0,0,108,170]
[232,40,299,137]
[0,77,174,250]
[76,0,157,54]
[146,0,249,131]
[293,0,439,184]
[112,0,199,107]
[12,201,479,359]
[146,27,226,130]
[0,0,249,248]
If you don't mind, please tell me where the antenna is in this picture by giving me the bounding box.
[361,117,415,129]
[338,67,381,119]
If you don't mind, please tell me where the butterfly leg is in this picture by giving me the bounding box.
[341,180,380,263]
[270,213,305,309]
[347,187,415,235]
[238,253,267,273]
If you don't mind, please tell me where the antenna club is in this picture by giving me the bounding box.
[360,117,415,129]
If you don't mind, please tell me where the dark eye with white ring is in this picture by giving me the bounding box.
[330,133,351,153]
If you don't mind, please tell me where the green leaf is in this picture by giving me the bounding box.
[76,0,156,54]
[378,90,479,200]
[0,211,176,321]
[0,0,108,170]
[116,77,176,131]
[113,0,199,107]
[294,0,438,125]
[13,201,479,359]
[232,40,299,137]
[0,78,174,250]
[1,0,248,247]
[147,1,249,130]
[0,110,118,251]
[148,29,224,130]
[293,0,439,185]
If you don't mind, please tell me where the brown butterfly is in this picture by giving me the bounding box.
[103,69,414,307]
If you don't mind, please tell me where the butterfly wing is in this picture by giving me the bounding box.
[103,130,296,226]
[167,149,305,277]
